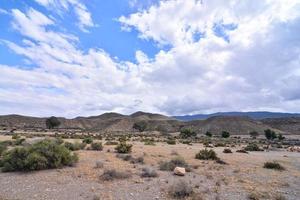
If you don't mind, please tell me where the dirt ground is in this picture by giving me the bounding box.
[0,136,299,200]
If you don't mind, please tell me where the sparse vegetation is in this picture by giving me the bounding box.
[205,131,212,137]
[100,169,131,181]
[195,149,218,160]
[236,149,248,153]
[141,167,158,178]
[249,131,259,139]
[91,142,103,151]
[83,137,93,144]
[159,157,189,171]
[45,116,61,129]
[105,141,118,145]
[221,131,230,138]
[278,134,285,140]
[223,148,232,153]
[1,139,78,172]
[115,142,132,153]
[179,128,196,139]
[95,160,104,168]
[166,138,176,145]
[169,180,193,199]
[64,141,86,151]
[264,129,277,140]
[244,143,263,151]
[263,161,285,170]
[133,121,147,132]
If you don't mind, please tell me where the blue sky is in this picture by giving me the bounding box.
[0,0,300,117]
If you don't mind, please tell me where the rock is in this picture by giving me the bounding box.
[173,167,186,176]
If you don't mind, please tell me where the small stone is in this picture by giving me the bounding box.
[173,167,186,176]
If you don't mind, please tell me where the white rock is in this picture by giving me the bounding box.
[173,167,186,176]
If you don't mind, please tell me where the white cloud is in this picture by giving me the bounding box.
[34,0,95,32]
[1,0,300,117]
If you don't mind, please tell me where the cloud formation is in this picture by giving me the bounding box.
[1,0,300,117]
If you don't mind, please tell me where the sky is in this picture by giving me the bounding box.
[0,0,300,118]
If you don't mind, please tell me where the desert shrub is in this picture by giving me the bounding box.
[105,141,118,145]
[116,153,132,161]
[244,143,263,151]
[83,137,93,144]
[214,142,226,147]
[263,162,285,171]
[1,139,78,172]
[0,143,8,155]
[179,128,196,139]
[14,138,25,146]
[143,138,156,145]
[249,131,259,139]
[130,156,144,164]
[116,154,143,164]
[12,134,21,140]
[169,180,193,199]
[223,148,232,153]
[133,121,147,132]
[278,134,285,140]
[180,140,192,145]
[100,169,131,181]
[195,149,218,160]
[141,167,158,178]
[54,137,64,145]
[221,131,230,138]
[205,131,212,137]
[118,136,127,142]
[91,142,103,151]
[159,157,189,171]
[264,129,277,140]
[215,158,227,165]
[95,160,104,168]
[115,142,132,153]
[166,138,176,145]
[64,142,86,151]
[45,116,61,129]
[236,149,248,153]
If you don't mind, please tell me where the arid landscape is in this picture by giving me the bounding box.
[0,112,299,200]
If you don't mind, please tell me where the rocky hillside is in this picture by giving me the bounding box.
[185,116,281,135]
[261,117,300,135]
[0,112,299,135]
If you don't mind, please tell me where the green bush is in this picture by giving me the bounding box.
[278,134,285,140]
[91,142,103,151]
[14,138,25,146]
[244,143,263,151]
[115,142,132,153]
[64,142,86,151]
[205,131,212,137]
[249,131,259,139]
[179,128,196,139]
[195,149,218,160]
[45,116,61,129]
[83,137,93,144]
[1,139,78,172]
[264,129,277,140]
[12,134,21,140]
[221,131,230,138]
[263,161,285,170]
[0,142,8,155]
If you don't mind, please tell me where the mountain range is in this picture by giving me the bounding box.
[173,111,300,121]
[0,111,299,135]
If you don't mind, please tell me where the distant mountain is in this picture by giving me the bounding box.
[174,111,300,121]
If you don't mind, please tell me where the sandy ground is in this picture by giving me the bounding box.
[0,139,299,200]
